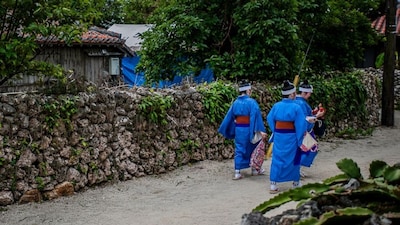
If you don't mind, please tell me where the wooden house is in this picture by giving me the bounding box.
[0,26,134,93]
[364,8,400,68]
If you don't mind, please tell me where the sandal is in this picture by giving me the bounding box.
[269,188,280,194]
[252,168,266,176]
[292,182,302,189]
[232,174,243,180]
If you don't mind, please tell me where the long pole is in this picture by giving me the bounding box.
[298,32,315,77]
[293,33,315,86]
[382,0,396,126]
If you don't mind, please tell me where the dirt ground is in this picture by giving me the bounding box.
[1,111,400,225]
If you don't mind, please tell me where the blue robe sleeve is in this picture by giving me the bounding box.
[266,105,276,143]
[218,106,235,139]
[295,98,315,132]
[294,106,308,147]
[249,99,266,142]
[266,105,276,133]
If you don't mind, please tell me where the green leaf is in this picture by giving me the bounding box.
[252,183,331,214]
[289,183,331,201]
[322,173,350,185]
[383,166,400,184]
[369,160,388,178]
[317,207,373,224]
[336,158,362,179]
[294,217,319,225]
[252,192,293,214]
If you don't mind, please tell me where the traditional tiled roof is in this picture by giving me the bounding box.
[36,26,134,56]
[81,26,125,44]
[371,8,400,35]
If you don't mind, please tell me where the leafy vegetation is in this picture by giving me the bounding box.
[252,158,400,224]
[42,96,78,131]
[197,80,237,124]
[194,69,375,137]
[0,0,386,88]
[122,0,171,25]
[176,139,200,165]
[92,0,125,28]
[0,157,5,166]
[300,70,370,133]
[336,127,374,139]
[299,0,382,73]
[136,0,381,83]
[35,177,45,191]
[138,92,174,125]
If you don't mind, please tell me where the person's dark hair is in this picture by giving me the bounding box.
[281,80,295,97]
[282,80,292,88]
[299,80,311,88]
[238,80,251,94]
[299,80,313,93]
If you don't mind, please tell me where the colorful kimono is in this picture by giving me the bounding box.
[267,98,307,182]
[218,95,266,170]
[295,96,318,167]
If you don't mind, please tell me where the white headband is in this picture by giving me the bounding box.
[281,87,296,95]
[299,86,313,93]
[239,85,251,92]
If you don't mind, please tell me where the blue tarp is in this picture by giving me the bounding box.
[121,56,146,86]
[121,56,214,88]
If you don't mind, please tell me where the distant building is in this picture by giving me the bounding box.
[108,24,153,51]
[0,26,134,93]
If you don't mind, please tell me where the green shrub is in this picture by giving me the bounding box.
[197,80,237,124]
[138,92,174,125]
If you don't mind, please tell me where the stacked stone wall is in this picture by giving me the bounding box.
[0,68,395,206]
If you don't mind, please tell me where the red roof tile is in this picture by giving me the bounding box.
[37,26,125,45]
[372,8,400,35]
[36,26,134,56]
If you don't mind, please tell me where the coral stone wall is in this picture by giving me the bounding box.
[0,68,394,206]
[0,87,234,206]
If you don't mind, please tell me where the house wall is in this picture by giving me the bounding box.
[56,47,86,76]
[83,54,108,84]
[0,47,114,93]
[38,47,109,84]
[359,47,379,68]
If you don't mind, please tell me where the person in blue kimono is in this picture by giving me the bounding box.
[295,80,325,177]
[266,80,308,193]
[218,80,267,180]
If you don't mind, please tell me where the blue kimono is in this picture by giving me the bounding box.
[295,96,318,167]
[267,98,307,182]
[218,95,266,170]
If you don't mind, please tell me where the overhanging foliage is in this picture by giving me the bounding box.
[136,0,381,83]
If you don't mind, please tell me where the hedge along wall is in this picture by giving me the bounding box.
[0,68,387,206]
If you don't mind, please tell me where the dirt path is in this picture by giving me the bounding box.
[1,112,400,225]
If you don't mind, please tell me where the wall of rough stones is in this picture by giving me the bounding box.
[0,68,396,206]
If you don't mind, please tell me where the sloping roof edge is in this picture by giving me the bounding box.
[108,24,154,51]
[371,8,400,36]
[36,26,135,56]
